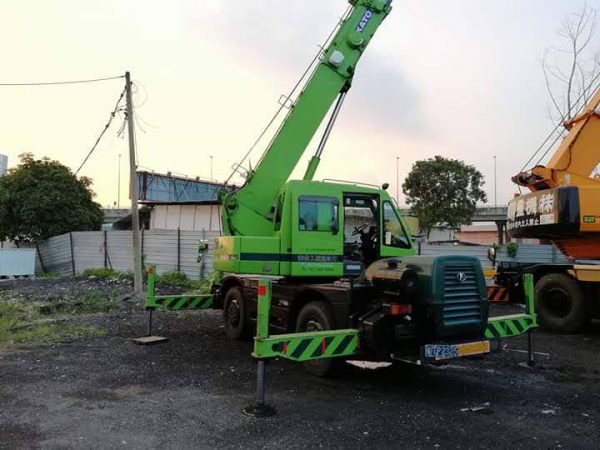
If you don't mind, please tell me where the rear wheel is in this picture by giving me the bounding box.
[535,273,587,333]
[295,301,340,377]
[223,287,249,340]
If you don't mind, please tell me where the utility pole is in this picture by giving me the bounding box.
[117,153,122,208]
[396,156,400,204]
[493,155,497,208]
[210,155,213,180]
[125,71,143,295]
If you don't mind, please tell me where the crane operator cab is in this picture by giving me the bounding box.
[214,180,415,278]
[290,182,415,276]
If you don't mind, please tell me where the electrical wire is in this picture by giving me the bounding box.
[0,75,124,86]
[75,87,127,174]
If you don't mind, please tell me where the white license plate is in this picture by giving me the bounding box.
[424,340,490,361]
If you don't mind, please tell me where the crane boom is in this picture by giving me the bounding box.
[513,87,600,191]
[221,0,392,237]
[508,87,600,258]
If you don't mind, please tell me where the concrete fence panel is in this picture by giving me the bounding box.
[38,233,73,275]
[73,232,104,273]
[0,249,36,276]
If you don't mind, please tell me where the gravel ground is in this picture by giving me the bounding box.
[1,278,599,449]
[0,276,187,305]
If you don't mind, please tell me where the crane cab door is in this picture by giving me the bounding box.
[290,194,343,277]
[342,194,380,272]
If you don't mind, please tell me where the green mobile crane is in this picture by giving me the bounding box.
[140,0,537,377]
[210,0,497,375]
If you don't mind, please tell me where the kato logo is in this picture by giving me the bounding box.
[355,9,373,32]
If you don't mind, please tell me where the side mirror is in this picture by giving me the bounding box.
[331,224,339,235]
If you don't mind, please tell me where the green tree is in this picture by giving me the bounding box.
[0,153,103,243]
[402,156,487,239]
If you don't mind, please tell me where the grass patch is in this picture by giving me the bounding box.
[70,291,120,314]
[156,270,193,287]
[0,302,106,345]
[155,270,212,292]
[0,286,119,346]
[2,323,106,345]
[40,271,62,279]
[80,268,133,280]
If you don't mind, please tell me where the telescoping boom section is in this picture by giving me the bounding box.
[221,0,393,238]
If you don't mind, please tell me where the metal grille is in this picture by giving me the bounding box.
[442,264,482,327]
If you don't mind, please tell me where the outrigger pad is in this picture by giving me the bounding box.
[243,404,276,418]
[133,336,169,345]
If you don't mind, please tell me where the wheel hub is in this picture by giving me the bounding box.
[305,319,323,333]
[227,299,240,326]
[545,287,571,318]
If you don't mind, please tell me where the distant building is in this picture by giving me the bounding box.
[0,154,7,176]
[456,224,505,245]
[102,209,130,231]
[107,170,235,231]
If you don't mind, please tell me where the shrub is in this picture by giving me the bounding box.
[156,270,193,288]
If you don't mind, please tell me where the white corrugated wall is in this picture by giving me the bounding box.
[35,231,568,279]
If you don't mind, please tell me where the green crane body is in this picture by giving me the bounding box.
[215,0,415,277]
[203,0,538,375]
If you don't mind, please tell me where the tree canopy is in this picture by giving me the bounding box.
[402,156,487,239]
[0,153,103,243]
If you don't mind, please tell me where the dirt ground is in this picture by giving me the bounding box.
[1,280,599,449]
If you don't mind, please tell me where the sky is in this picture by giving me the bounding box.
[1,0,599,208]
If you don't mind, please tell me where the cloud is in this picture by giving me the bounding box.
[342,53,425,135]
[192,0,425,135]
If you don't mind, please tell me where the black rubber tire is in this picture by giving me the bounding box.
[535,273,587,333]
[295,301,340,377]
[223,287,248,340]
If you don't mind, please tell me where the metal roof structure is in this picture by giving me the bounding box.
[136,170,235,205]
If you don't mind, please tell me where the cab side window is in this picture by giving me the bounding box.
[298,196,338,232]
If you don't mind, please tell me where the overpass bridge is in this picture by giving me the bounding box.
[400,206,509,243]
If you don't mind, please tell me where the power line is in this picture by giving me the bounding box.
[0,75,124,86]
[75,87,127,175]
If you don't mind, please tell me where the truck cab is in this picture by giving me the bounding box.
[214,180,415,277]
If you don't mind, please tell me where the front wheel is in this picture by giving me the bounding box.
[535,273,587,333]
[295,301,340,377]
[223,287,249,340]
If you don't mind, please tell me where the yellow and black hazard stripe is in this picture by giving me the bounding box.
[487,286,509,302]
[485,314,536,339]
[150,295,212,311]
[254,330,359,362]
